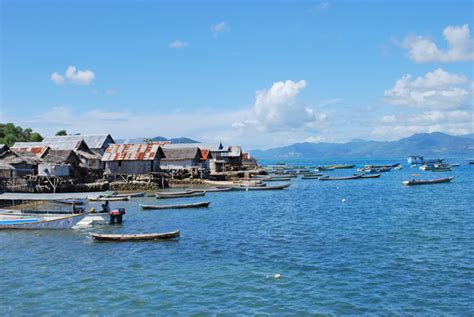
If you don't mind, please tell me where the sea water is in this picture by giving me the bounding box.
[1,159,473,315]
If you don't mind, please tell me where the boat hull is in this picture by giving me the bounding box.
[91,230,180,241]
[0,213,89,229]
[140,202,210,210]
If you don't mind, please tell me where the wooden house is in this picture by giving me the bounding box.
[102,144,165,175]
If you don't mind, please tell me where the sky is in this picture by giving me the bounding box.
[0,0,473,149]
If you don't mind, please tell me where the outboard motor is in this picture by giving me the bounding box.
[109,208,126,225]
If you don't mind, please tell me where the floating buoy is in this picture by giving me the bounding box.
[342,198,347,203]
[274,273,281,279]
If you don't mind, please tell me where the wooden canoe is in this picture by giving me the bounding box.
[203,187,232,192]
[229,183,291,191]
[403,176,454,186]
[140,201,211,210]
[91,230,180,242]
[301,175,321,179]
[263,177,291,181]
[155,192,206,199]
[325,164,356,169]
[156,189,204,196]
[114,192,145,198]
[357,174,381,179]
[319,175,362,181]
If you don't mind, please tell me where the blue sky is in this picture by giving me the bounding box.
[1,0,473,149]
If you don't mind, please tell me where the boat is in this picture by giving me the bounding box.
[325,164,356,169]
[53,199,86,205]
[403,176,454,186]
[0,212,89,229]
[202,187,232,192]
[407,156,444,165]
[156,192,206,199]
[263,177,291,182]
[88,196,130,201]
[156,189,204,196]
[358,166,391,173]
[140,201,211,210]
[229,183,291,191]
[302,173,323,177]
[114,192,145,198]
[90,230,180,242]
[319,175,362,181]
[356,174,381,179]
[315,166,335,172]
[1,208,110,226]
[301,175,321,179]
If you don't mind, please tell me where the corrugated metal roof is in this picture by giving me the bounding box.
[201,149,211,160]
[102,144,163,161]
[162,143,226,152]
[161,147,201,161]
[12,142,43,148]
[43,135,114,149]
[11,146,49,156]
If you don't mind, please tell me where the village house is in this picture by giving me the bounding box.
[242,152,258,169]
[102,143,165,176]
[42,134,115,156]
[0,147,38,177]
[160,146,203,171]
[13,139,102,170]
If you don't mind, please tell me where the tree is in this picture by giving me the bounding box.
[0,122,44,146]
[55,130,67,136]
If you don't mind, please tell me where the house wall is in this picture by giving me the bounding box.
[160,159,196,170]
[105,159,160,175]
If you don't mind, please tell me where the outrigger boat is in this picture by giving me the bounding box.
[140,201,210,210]
[403,176,454,186]
[155,192,206,199]
[319,175,362,181]
[0,212,89,229]
[91,230,180,242]
[88,196,130,202]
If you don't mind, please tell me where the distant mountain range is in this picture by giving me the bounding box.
[250,132,474,159]
[117,136,199,144]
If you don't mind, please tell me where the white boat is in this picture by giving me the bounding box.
[0,209,109,227]
[0,212,89,229]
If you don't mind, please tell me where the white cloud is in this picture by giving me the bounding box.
[50,72,65,85]
[233,80,329,133]
[384,68,471,109]
[169,40,188,49]
[381,115,397,123]
[210,22,229,37]
[402,24,474,63]
[51,66,95,85]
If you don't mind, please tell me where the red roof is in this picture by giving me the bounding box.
[102,144,164,161]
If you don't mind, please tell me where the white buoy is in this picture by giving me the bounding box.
[342,198,347,203]
[274,273,281,279]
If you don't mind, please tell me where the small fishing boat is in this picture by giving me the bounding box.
[1,208,110,226]
[155,192,206,199]
[315,166,335,172]
[229,183,291,191]
[53,199,86,205]
[114,192,145,198]
[0,212,89,229]
[140,201,211,210]
[403,176,454,186]
[156,189,204,196]
[302,173,323,177]
[91,230,180,242]
[301,175,321,179]
[325,164,356,169]
[263,177,291,182]
[202,187,232,192]
[356,174,381,179]
[319,175,362,181]
[88,196,130,202]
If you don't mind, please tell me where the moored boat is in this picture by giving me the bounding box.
[114,192,145,198]
[140,201,211,210]
[155,192,206,199]
[325,164,356,169]
[53,199,86,205]
[0,212,89,229]
[91,230,180,242]
[301,175,321,179]
[229,183,291,191]
[355,174,381,178]
[402,176,454,186]
[88,196,130,202]
[319,175,362,181]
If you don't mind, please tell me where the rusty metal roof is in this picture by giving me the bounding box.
[11,146,49,157]
[102,144,164,161]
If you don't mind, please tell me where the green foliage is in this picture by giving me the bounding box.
[0,122,44,146]
[55,130,67,136]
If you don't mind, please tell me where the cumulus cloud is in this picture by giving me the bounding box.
[384,68,471,109]
[233,80,328,133]
[402,24,474,63]
[210,22,229,37]
[169,40,188,49]
[50,66,95,85]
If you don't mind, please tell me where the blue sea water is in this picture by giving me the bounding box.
[1,159,473,315]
